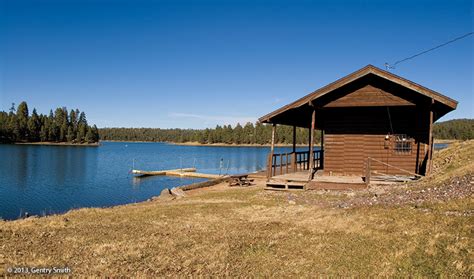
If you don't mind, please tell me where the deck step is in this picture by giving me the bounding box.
[306,181,367,190]
[265,181,307,191]
[264,187,305,191]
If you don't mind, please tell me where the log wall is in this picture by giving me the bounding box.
[323,106,430,175]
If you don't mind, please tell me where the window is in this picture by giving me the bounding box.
[394,134,412,154]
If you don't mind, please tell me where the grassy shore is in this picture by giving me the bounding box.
[0,141,472,277]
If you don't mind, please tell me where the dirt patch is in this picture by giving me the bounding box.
[333,173,473,209]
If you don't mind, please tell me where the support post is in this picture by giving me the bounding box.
[308,109,316,179]
[307,127,311,170]
[271,123,276,153]
[415,104,420,174]
[320,129,324,169]
[267,124,276,180]
[426,99,434,175]
[292,125,296,153]
[292,125,297,172]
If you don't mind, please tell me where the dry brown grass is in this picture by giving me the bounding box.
[0,141,473,277]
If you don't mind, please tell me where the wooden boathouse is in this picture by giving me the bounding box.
[259,65,457,190]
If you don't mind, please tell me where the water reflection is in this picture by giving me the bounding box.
[12,146,30,189]
[0,142,308,220]
[51,146,96,187]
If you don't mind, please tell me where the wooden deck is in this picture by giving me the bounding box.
[265,171,308,191]
[272,171,310,182]
[265,171,367,191]
[132,168,224,179]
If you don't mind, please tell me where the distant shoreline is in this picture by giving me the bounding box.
[101,139,456,147]
[168,141,316,147]
[101,140,316,147]
[14,142,100,147]
[433,139,458,144]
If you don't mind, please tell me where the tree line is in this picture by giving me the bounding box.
[0,102,99,144]
[433,119,473,140]
[100,118,473,144]
[100,123,321,145]
[2,101,470,145]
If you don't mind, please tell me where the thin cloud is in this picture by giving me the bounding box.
[272,97,284,104]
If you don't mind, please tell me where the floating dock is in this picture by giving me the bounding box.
[132,168,224,179]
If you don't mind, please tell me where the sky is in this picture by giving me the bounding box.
[0,0,472,129]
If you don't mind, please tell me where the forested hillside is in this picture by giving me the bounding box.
[433,119,473,140]
[3,102,469,145]
[100,124,318,145]
[100,118,473,144]
[0,102,99,144]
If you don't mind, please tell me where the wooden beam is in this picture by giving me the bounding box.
[427,99,434,175]
[308,109,316,179]
[271,124,276,153]
[307,127,311,170]
[320,129,324,169]
[292,125,297,172]
[415,104,420,174]
[267,124,276,180]
[292,125,296,153]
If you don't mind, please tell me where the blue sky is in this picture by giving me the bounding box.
[1,0,472,128]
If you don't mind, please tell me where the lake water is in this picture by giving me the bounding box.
[0,142,302,220]
[0,142,448,220]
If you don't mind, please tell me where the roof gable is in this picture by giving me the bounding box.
[324,84,415,108]
[259,65,458,124]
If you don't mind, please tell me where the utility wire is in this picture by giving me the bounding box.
[385,31,473,70]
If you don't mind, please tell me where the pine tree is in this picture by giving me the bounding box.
[77,123,87,143]
[48,110,57,141]
[27,108,41,141]
[54,107,68,141]
[78,112,87,126]
[233,123,243,144]
[60,121,68,142]
[16,102,29,141]
[39,125,48,142]
[9,103,15,113]
[91,125,100,142]
[0,112,9,142]
[85,126,94,143]
[66,126,75,142]
[223,125,233,144]
[214,125,223,143]
[69,109,78,137]
[8,113,20,141]
[243,122,255,144]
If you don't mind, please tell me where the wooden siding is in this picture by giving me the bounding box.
[259,65,456,178]
[322,106,428,175]
[324,84,414,107]
[324,134,425,175]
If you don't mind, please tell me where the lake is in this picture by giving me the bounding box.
[0,142,301,220]
[0,142,449,220]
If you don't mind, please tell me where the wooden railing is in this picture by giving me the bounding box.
[365,156,423,185]
[267,150,323,179]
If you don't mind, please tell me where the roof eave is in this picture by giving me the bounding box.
[259,65,458,124]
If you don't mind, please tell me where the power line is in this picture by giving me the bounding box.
[385,31,473,70]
